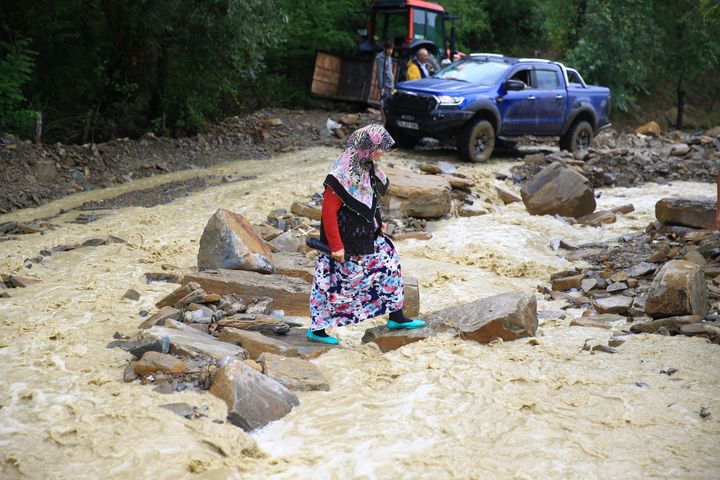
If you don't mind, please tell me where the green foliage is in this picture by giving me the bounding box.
[441,0,542,56]
[2,0,719,140]
[263,0,363,105]
[0,39,37,136]
[551,0,660,111]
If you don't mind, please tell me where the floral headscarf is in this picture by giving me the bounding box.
[324,124,393,221]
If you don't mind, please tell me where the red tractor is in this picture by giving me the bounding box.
[311,0,457,105]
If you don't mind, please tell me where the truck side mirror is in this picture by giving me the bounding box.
[503,80,526,91]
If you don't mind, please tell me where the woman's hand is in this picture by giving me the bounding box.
[331,248,345,262]
[381,222,388,235]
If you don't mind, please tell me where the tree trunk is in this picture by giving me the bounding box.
[675,76,686,129]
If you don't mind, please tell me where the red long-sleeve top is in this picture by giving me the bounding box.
[321,186,344,252]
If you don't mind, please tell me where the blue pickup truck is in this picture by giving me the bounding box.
[385,54,611,162]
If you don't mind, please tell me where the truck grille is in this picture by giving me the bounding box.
[391,91,437,112]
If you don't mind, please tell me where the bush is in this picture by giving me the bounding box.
[0,39,38,137]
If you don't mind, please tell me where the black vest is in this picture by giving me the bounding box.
[320,170,387,256]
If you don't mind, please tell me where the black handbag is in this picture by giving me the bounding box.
[306,237,331,255]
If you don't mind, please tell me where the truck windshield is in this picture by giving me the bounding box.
[435,60,510,85]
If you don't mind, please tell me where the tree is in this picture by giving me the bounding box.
[0,38,37,136]
[653,0,720,128]
[559,0,659,112]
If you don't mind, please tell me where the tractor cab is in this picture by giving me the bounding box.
[311,0,455,105]
[359,0,449,70]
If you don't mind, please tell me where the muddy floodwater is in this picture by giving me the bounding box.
[1,147,718,479]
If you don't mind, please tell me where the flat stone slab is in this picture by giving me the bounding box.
[183,269,311,316]
[258,352,330,391]
[593,295,633,314]
[630,315,702,334]
[142,326,246,361]
[272,252,316,283]
[219,327,297,360]
[266,327,336,359]
[571,314,627,329]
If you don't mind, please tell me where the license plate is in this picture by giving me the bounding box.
[396,120,419,130]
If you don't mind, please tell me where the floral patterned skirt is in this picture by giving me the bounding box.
[310,235,404,330]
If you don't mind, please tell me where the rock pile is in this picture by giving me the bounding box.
[112,203,426,430]
[511,126,719,189]
[111,279,332,430]
[0,108,379,213]
[545,198,719,346]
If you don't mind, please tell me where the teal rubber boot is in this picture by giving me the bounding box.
[306,329,340,345]
[387,319,426,330]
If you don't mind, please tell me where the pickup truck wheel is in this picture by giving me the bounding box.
[457,119,495,162]
[395,129,419,149]
[560,120,593,153]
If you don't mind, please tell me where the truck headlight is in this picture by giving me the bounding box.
[437,95,464,106]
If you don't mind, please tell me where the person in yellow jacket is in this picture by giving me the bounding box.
[406,48,430,80]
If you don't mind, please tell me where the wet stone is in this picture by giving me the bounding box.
[173,288,209,309]
[624,262,658,278]
[155,282,201,308]
[133,351,187,376]
[124,363,138,382]
[160,402,209,419]
[81,238,106,247]
[184,307,214,324]
[138,306,181,329]
[552,274,584,291]
[122,289,141,301]
[145,272,184,284]
[607,282,628,293]
[218,293,247,315]
[246,297,274,315]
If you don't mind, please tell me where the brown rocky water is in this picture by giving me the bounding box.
[0,145,718,479]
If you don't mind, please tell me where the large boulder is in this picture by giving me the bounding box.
[644,260,708,318]
[435,291,538,343]
[383,168,452,219]
[197,209,274,273]
[362,291,537,352]
[655,197,716,230]
[210,359,299,431]
[520,162,596,217]
[183,269,311,316]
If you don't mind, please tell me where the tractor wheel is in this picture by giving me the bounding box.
[560,120,593,153]
[457,119,495,162]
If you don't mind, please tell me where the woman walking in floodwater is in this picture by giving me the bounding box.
[307,124,425,344]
